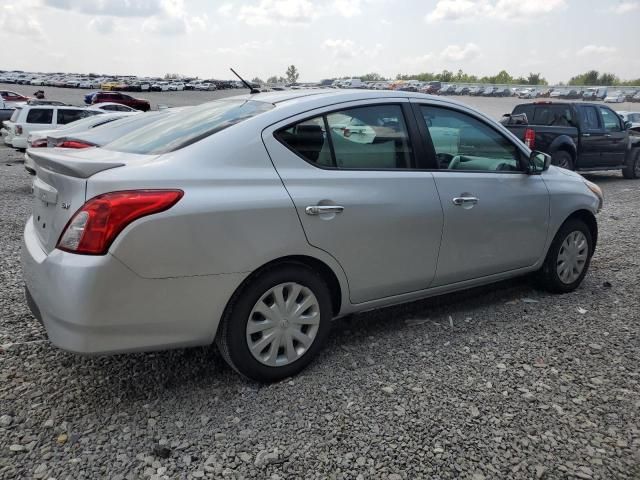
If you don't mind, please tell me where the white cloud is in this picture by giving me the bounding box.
[236,0,370,25]
[577,45,617,56]
[0,4,45,38]
[44,0,163,17]
[611,1,639,13]
[88,16,115,34]
[238,0,317,25]
[323,39,382,60]
[216,41,263,55]
[218,3,234,16]
[441,43,480,61]
[427,0,566,22]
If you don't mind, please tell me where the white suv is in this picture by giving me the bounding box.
[1,105,100,149]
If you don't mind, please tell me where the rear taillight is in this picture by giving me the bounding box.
[30,138,47,148]
[57,140,93,149]
[16,125,23,135]
[57,190,183,255]
[524,128,535,149]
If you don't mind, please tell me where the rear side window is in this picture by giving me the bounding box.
[578,106,601,130]
[511,105,534,123]
[104,100,273,154]
[57,109,95,125]
[26,108,53,124]
[276,104,413,169]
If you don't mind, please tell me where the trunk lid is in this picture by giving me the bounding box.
[28,147,155,253]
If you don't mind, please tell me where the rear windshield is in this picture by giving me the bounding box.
[104,100,273,154]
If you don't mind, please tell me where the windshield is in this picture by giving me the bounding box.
[104,100,274,155]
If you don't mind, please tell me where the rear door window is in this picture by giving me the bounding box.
[26,108,53,124]
[275,104,413,169]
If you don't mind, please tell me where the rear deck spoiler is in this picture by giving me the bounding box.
[28,148,125,178]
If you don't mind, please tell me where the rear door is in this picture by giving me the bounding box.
[262,100,444,304]
[598,106,627,166]
[412,102,549,286]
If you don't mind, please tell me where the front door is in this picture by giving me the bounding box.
[598,106,627,166]
[413,103,550,286]
[262,101,443,304]
[575,105,606,168]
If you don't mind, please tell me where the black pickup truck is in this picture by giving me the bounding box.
[501,102,640,179]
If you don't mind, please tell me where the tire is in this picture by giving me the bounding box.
[622,149,640,179]
[552,150,574,170]
[536,218,593,294]
[216,264,333,382]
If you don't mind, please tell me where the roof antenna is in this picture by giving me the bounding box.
[230,68,260,94]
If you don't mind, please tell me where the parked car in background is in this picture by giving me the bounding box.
[195,82,216,91]
[1,105,100,149]
[23,112,136,173]
[604,92,626,103]
[91,92,150,111]
[168,82,185,91]
[21,90,604,382]
[501,101,640,177]
[618,111,640,128]
[0,97,22,122]
[549,89,564,98]
[518,88,537,99]
[88,102,141,113]
[151,82,170,91]
[1,90,29,104]
[101,81,120,91]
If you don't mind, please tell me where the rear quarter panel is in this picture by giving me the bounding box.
[89,121,350,300]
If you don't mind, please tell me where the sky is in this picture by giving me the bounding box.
[0,0,638,83]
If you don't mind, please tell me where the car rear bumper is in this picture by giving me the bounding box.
[21,217,248,355]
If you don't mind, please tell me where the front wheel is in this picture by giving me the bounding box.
[622,149,640,179]
[216,264,333,382]
[536,219,593,293]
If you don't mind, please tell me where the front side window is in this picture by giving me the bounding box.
[600,107,622,132]
[420,106,522,172]
[275,104,413,169]
[26,108,53,124]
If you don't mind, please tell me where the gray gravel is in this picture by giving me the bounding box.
[0,142,639,479]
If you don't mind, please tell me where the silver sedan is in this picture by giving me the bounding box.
[22,90,603,381]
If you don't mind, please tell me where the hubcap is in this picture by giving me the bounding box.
[556,231,589,284]
[246,283,320,367]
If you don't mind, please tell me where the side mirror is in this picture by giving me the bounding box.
[624,121,633,130]
[527,151,551,174]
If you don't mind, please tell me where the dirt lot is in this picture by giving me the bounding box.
[0,94,638,480]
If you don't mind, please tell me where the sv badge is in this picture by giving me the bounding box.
[61,202,71,210]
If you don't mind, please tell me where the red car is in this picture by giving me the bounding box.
[0,90,29,102]
[91,92,150,112]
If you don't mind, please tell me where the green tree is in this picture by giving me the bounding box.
[266,76,279,84]
[526,72,547,85]
[286,65,300,84]
[251,77,263,84]
[598,73,618,86]
[360,73,386,82]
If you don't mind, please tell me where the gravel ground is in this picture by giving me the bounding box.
[0,141,639,479]
[2,82,639,120]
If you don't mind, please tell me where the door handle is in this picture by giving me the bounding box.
[583,133,591,137]
[452,197,479,206]
[605,134,612,137]
[305,205,345,215]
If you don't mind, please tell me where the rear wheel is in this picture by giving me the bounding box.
[622,149,640,179]
[536,219,593,293]
[552,150,574,170]
[216,264,332,382]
